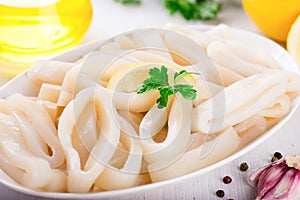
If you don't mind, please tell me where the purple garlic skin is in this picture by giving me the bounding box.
[248,157,300,200]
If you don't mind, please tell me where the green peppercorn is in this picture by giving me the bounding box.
[240,162,249,171]
[271,156,279,162]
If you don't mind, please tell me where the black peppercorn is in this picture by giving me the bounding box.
[216,189,225,197]
[223,176,232,184]
[274,152,283,159]
[240,162,249,171]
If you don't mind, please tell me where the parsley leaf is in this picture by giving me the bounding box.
[146,66,169,87]
[157,87,175,109]
[137,66,198,108]
[193,1,221,20]
[137,66,169,94]
[174,70,200,84]
[115,0,221,20]
[115,0,141,5]
[174,84,197,100]
[162,0,221,20]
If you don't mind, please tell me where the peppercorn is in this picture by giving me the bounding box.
[216,189,225,197]
[223,176,232,184]
[271,156,279,162]
[240,162,249,171]
[274,152,283,159]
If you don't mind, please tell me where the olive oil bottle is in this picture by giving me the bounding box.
[0,0,92,77]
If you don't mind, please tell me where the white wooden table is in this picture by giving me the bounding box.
[1,0,299,199]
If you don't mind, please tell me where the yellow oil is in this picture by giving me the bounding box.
[0,0,93,78]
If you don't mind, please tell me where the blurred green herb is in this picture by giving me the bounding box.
[137,66,199,109]
[163,0,221,20]
[115,0,141,5]
[115,0,221,20]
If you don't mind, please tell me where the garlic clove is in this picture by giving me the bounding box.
[248,155,300,200]
[256,161,289,199]
[262,168,295,199]
[248,163,271,187]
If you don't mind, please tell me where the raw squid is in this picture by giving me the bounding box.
[207,41,270,77]
[139,94,192,164]
[27,60,74,86]
[148,127,241,182]
[58,87,120,192]
[0,111,66,192]
[259,95,291,118]
[6,94,65,168]
[94,116,143,190]
[192,72,289,134]
[234,115,267,147]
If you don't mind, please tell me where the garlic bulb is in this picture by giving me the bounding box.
[248,155,300,200]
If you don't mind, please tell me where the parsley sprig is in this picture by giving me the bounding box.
[115,0,221,20]
[163,0,221,20]
[137,66,199,109]
[115,0,141,5]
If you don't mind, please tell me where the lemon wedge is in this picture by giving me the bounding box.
[107,62,195,92]
[287,14,300,67]
[242,0,300,42]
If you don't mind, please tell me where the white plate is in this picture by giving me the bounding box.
[0,26,299,199]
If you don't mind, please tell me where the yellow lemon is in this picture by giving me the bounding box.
[107,62,195,92]
[242,0,300,42]
[287,14,300,67]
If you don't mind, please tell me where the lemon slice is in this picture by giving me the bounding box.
[287,14,300,67]
[107,62,195,92]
